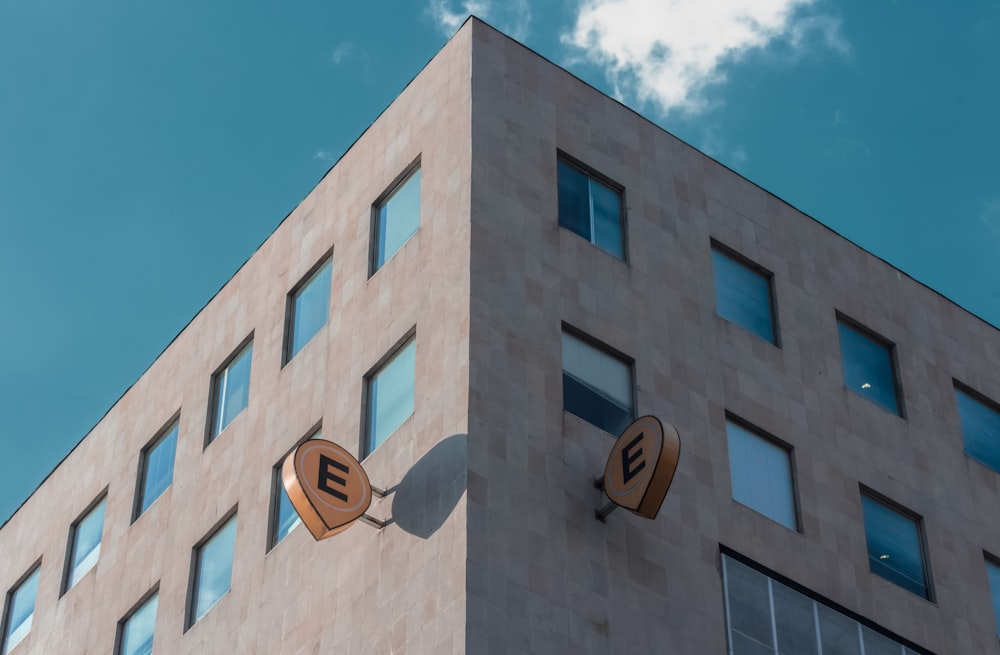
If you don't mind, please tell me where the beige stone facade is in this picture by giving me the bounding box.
[2,18,999,654]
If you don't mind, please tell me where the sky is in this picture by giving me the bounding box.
[1,0,998,524]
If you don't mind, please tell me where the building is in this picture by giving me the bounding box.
[2,17,1000,655]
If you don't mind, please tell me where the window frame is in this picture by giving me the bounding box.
[133,414,180,522]
[835,313,905,417]
[282,252,334,366]
[205,335,254,447]
[113,585,159,655]
[185,509,238,631]
[560,324,636,437]
[267,424,322,552]
[724,413,800,531]
[61,491,108,596]
[1,561,41,655]
[556,152,628,261]
[953,380,1000,474]
[710,239,780,346]
[985,553,1000,639]
[859,487,933,601]
[369,159,422,276]
[362,330,417,459]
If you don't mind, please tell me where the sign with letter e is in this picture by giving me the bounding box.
[603,416,681,520]
[282,439,373,540]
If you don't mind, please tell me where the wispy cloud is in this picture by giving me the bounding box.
[563,0,849,116]
[701,125,747,167]
[427,0,531,41]
[330,41,372,68]
[313,150,337,163]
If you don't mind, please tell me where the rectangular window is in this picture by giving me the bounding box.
[64,496,107,592]
[209,340,253,443]
[116,591,158,655]
[711,244,777,345]
[987,557,1000,638]
[189,515,237,627]
[365,338,416,455]
[372,167,420,273]
[836,318,902,415]
[285,257,333,363]
[561,330,633,436]
[1,566,40,655]
[725,419,797,530]
[861,493,931,599]
[557,157,625,259]
[955,384,1000,473]
[135,420,178,519]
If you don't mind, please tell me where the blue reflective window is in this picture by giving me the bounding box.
[861,494,929,598]
[286,259,332,362]
[373,168,420,271]
[557,159,624,259]
[366,339,416,454]
[987,558,1000,638]
[66,497,107,590]
[726,421,797,530]
[712,247,776,344]
[118,593,157,655]
[210,342,253,441]
[561,331,633,436]
[191,516,237,625]
[137,422,178,517]
[2,566,39,655]
[955,386,1000,473]
[837,320,901,415]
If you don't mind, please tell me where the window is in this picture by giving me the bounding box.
[837,318,901,415]
[987,557,1000,638]
[365,338,416,455]
[725,419,797,530]
[711,244,777,344]
[117,592,158,655]
[372,167,420,272]
[1,566,39,655]
[285,257,332,363]
[860,493,930,599]
[722,554,925,655]
[64,496,107,592]
[270,469,301,549]
[189,515,237,626]
[135,421,178,519]
[561,330,633,436]
[557,158,624,259]
[955,384,1000,473]
[209,341,253,442]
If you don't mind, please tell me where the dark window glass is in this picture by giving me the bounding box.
[118,593,157,655]
[557,159,624,259]
[373,169,420,271]
[861,495,929,598]
[138,422,178,516]
[712,247,776,344]
[286,259,332,362]
[837,320,901,415]
[561,331,633,436]
[726,420,797,530]
[955,386,1000,473]
[210,342,253,441]
[987,558,1000,638]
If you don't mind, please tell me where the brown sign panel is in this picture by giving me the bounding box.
[603,416,681,520]
[281,439,373,540]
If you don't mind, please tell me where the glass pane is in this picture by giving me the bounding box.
[986,559,1000,637]
[272,475,301,546]
[139,423,178,515]
[194,517,237,622]
[213,343,252,437]
[368,340,416,453]
[712,249,775,344]
[772,579,818,655]
[563,373,633,436]
[590,178,623,258]
[861,496,928,598]
[724,558,774,650]
[561,332,632,411]
[862,625,903,655]
[120,593,158,655]
[956,388,1000,472]
[817,604,861,655]
[376,169,421,268]
[288,259,332,360]
[68,498,106,588]
[3,567,39,655]
[557,160,591,241]
[727,421,797,530]
[837,322,900,414]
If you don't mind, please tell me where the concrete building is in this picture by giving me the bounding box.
[2,17,999,655]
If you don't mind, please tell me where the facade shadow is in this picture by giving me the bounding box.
[390,433,467,539]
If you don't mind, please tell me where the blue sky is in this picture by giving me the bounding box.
[1,0,997,523]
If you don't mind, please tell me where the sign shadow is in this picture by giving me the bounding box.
[388,433,467,539]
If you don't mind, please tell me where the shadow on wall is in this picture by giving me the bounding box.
[389,433,467,539]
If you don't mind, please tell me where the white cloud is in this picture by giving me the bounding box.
[331,42,366,65]
[564,0,848,115]
[313,150,337,163]
[428,0,531,41]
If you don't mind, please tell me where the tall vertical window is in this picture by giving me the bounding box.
[557,158,625,259]
[117,592,158,655]
[209,341,253,442]
[135,421,178,519]
[1,566,40,655]
[372,167,421,272]
[955,384,1000,473]
[189,515,237,627]
[711,244,777,344]
[561,330,633,436]
[725,419,797,530]
[861,493,930,599]
[285,257,332,363]
[365,338,416,456]
[986,557,1000,638]
[270,431,322,550]
[64,496,107,591]
[837,318,902,415]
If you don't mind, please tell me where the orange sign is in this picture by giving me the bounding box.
[603,416,681,520]
[281,439,373,540]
